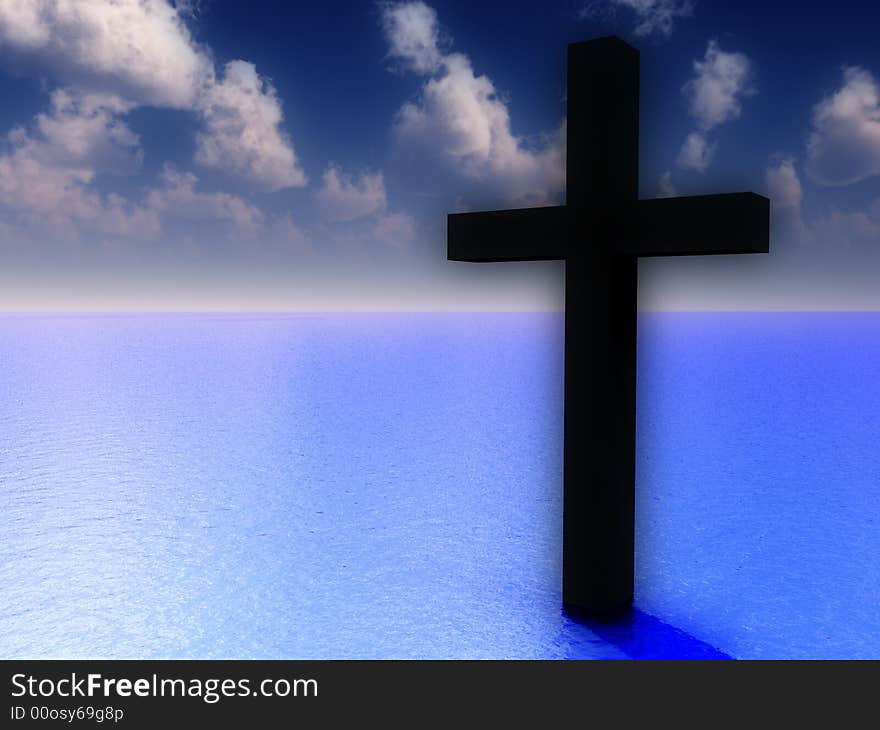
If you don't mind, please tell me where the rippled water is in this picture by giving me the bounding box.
[0,313,877,659]
[636,312,880,659]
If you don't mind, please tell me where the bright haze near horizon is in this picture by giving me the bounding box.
[0,0,877,312]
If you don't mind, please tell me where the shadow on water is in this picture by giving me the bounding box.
[560,608,733,660]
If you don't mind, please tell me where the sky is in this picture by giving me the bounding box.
[0,0,878,311]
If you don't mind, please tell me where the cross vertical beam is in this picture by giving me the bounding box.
[563,38,640,619]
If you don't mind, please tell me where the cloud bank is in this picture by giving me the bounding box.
[0,0,306,208]
[0,88,157,239]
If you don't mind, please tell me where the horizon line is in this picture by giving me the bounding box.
[2,308,880,316]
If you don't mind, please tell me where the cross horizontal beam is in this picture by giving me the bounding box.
[447,193,769,262]
[447,206,567,262]
[628,192,770,257]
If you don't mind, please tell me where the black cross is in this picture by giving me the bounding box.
[447,36,770,621]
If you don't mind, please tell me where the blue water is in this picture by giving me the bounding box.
[0,313,877,659]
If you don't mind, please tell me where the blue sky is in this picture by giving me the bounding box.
[0,0,878,310]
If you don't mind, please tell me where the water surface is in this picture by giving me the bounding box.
[0,313,876,659]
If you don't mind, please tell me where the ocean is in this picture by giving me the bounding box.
[0,312,877,659]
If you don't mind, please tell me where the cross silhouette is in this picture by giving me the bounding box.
[447,37,770,621]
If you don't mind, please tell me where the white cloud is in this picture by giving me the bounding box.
[316,166,386,222]
[374,212,416,248]
[810,205,880,248]
[0,144,158,238]
[766,158,806,241]
[383,3,564,206]
[268,212,309,249]
[146,164,265,235]
[762,156,880,247]
[677,131,715,172]
[34,89,142,174]
[684,40,752,130]
[315,164,415,248]
[0,88,157,238]
[381,0,442,74]
[0,1,305,194]
[0,0,212,108]
[657,170,677,197]
[609,0,694,37]
[0,93,269,244]
[767,159,802,210]
[677,41,752,173]
[195,61,306,192]
[806,66,880,187]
